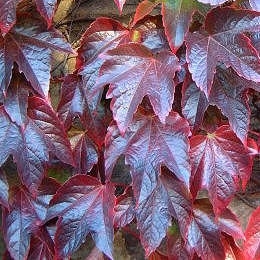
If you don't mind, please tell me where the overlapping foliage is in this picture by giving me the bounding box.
[0,0,259,259]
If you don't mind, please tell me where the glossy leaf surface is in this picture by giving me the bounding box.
[96,43,180,132]
[190,125,253,215]
[48,175,115,259]
[186,7,260,97]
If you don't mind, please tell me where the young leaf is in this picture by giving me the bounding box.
[0,15,73,98]
[96,43,180,132]
[187,199,225,260]
[47,175,115,259]
[105,111,191,202]
[186,7,260,97]
[243,206,260,260]
[190,125,253,215]
[28,97,74,166]
[161,0,200,52]
[2,187,38,260]
[35,0,58,27]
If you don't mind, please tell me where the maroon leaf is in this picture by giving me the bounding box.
[77,17,129,110]
[0,107,21,165]
[190,125,253,215]
[57,74,107,147]
[13,121,49,194]
[35,0,58,27]
[96,43,180,132]
[218,208,245,240]
[114,0,126,13]
[182,72,208,132]
[2,187,38,260]
[28,97,74,166]
[0,15,73,98]
[187,199,225,260]
[114,188,135,228]
[209,67,251,143]
[48,175,115,259]
[243,206,260,260]
[0,0,20,35]
[27,234,54,260]
[0,169,9,208]
[105,111,191,201]
[186,7,260,97]
[71,132,98,174]
[4,74,29,126]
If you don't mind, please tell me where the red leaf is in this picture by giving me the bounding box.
[0,169,9,208]
[2,187,38,260]
[105,111,191,199]
[190,125,253,215]
[28,97,74,166]
[0,0,21,35]
[186,7,260,97]
[114,0,126,13]
[187,199,225,260]
[47,175,115,259]
[57,74,108,147]
[71,132,98,174]
[132,0,159,26]
[96,43,180,132]
[0,15,73,98]
[218,208,245,240]
[243,206,260,260]
[77,17,129,110]
[35,0,58,27]
[114,188,135,228]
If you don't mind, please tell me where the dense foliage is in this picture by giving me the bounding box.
[0,0,259,259]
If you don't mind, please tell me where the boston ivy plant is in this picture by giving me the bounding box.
[0,0,259,259]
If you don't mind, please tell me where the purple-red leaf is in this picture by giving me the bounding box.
[48,175,115,259]
[0,169,9,208]
[28,97,74,166]
[4,74,29,126]
[13,121,49,194]
[187,199,225,260]
[105,111,191,201]
[243,206,260,260]
[96,43,180,132]
[190,125,253,215]
[0,16,73,98]
[77,17,129,110]
[0,0,21,35]
[71,132,98,174]
[57,74,107,147]
[2,187,38,260]
[186,7,260,97]
[35,0,58,27]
